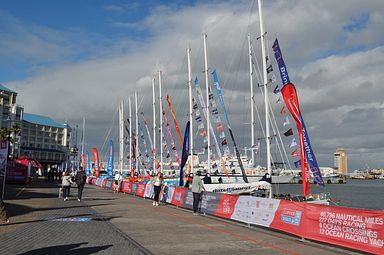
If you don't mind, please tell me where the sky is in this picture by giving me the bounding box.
[0,0,383,172]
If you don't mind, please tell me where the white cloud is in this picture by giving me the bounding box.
[3,0,384,170]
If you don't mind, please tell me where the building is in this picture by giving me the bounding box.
[334,148,348,174]
[20,113,71,167]
[1,83,72,168]
[0,84,24,158]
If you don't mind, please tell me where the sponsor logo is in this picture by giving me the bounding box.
[281,209,302,226]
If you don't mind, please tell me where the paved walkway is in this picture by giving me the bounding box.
[0,179,363,255]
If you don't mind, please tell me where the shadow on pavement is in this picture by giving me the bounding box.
[16,242,113,255]
[0,213,119,227]
[5,203,112,218]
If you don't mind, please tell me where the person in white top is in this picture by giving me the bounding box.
[114,172,123,193]
[151,172,164,206]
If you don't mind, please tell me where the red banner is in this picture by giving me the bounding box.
[121,181,132,194]
[270,200,306,237]
[214,194,239,219]
[92,148,100,178]
[303,204,384,254]
[171,187,186,207]
[281,83,310,197]
[135,183,146,197]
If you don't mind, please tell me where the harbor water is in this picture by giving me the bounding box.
[272,179,384,211]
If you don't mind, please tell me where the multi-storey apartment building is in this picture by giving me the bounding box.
[334,148,348,174]
[0,83,71,167]
[20,113,71,166]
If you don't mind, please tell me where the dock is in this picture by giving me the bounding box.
[0,178,362,255]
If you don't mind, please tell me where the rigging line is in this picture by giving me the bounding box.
[251,49,292,170]
[100,105,119,154]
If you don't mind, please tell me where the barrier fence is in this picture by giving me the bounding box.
[87,177,383,255]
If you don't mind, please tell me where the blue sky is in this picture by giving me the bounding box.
[0,0,384,171]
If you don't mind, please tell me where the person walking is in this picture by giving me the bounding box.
[114,172,123,193]
[75,167,87,201]
[0,196,9,224]
[62,171,73,201]
[151,172,163,206]
[192,170,205,215]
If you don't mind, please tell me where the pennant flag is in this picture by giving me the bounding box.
[284,128,293,136]
[267,64,273,74]
[289,138,297,148]
[291,149,299,157]
[283,116,290,126]
[276,97,282,104]
[216,123,223,132]
[294,160,301,168]
[221,139,227,146]
[280,106,287,115]
[273,85,280,94]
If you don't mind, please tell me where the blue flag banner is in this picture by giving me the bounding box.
[273,38,324,187]
[272,38,291,86]
[107,140,114,178]
[85,151,91,176]
[301,119,324,185]
[294,160,301,169]
[179,121,190,187]
[213,70,231,129]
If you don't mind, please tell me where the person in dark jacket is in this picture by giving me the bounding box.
[203,173,212,184]
[75,167,87,201]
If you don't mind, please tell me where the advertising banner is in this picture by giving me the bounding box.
[105,179,113,189]
[182,190,194,210]
[96,178,103,187]
[131,183,138,195]
[136,183,146,197]
[121,181,132,194]
[171,187,186,207]
[144,184,154,199]
[231,196,280,227]
[303,204,384,255]
[214,194,239,219]
[270,200,306,237]
[162,186,175,203]
[101,179,107,188]
[200,192,222,215]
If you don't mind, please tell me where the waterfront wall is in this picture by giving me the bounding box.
[88,177,383,255]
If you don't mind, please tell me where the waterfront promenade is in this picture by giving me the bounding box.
[0,179,363,255]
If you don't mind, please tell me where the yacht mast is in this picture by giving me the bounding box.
[248,35,255,167]
[187,47,194,173]
[135,91,139,174]
[203,33,211,173]
[129,96,132,174]
[119,100,124,174]
[152,77,156,174]
[158,70,164,173]
[258,0,272,197]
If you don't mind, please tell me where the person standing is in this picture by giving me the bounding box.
[62,171,73,201]
[0,196,9,224]
[114,172,123,193]
[192,170,205,215]
[203,173,212,184]
[151,172,163,206]
[75,167,87,201]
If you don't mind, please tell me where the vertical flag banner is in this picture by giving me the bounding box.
[274,38,324,188]
[85,151,91,176]
[107,140,114,178]
[179,121,190,187]
[92,148,100,178]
